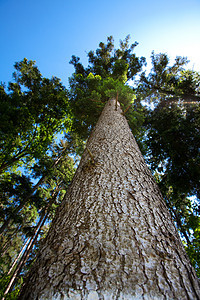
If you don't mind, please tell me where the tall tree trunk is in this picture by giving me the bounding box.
[19,99,200,299]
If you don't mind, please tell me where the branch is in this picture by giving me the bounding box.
[152,85,200,103]
[86,147,95,163]
[115,91,119,111]
[121,103,133,115]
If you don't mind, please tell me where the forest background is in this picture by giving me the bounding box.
[0,0,200,298]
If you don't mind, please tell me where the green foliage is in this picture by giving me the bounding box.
[145,94,200,199]
[0,58,71,174]
[139,52,200,105]
[69,36,146,139]
[0,274,23,299]
[0,58,76,296]
[0,174,41,222]
[86,35,146,81]
[185,221,200,278]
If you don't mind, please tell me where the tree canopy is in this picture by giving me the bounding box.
[69,35,146,138]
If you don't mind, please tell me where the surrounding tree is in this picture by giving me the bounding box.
[0,58,71,174]
[0,58,76,298]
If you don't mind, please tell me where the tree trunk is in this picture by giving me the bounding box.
[3,187,60,299]
[0,147,65,237]
[0,226,20,257]
[3,211,48,299]
[7,237,31,276]
[19,99,200,299]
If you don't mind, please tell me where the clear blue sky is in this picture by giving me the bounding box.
[1,0,200,87]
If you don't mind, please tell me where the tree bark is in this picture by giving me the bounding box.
[19,99,200,299]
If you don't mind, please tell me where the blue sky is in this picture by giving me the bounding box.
[1,0,200,87]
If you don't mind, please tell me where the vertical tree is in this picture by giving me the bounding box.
[19,99,200,299]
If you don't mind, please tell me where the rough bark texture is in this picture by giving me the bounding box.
[20,99,200,299]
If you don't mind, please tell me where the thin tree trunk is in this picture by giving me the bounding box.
[0,149,65,237]
[0,241,10,257]
[19,99,200,299]
[0,175,45,238]
[3,188,59,299]
[7,237,31,276]
[2,217,46,300]
[0,225,21,256]
[0,228,18,257]
[169,205,191,246]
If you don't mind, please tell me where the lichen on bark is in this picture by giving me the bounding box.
[19,99,200,300]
